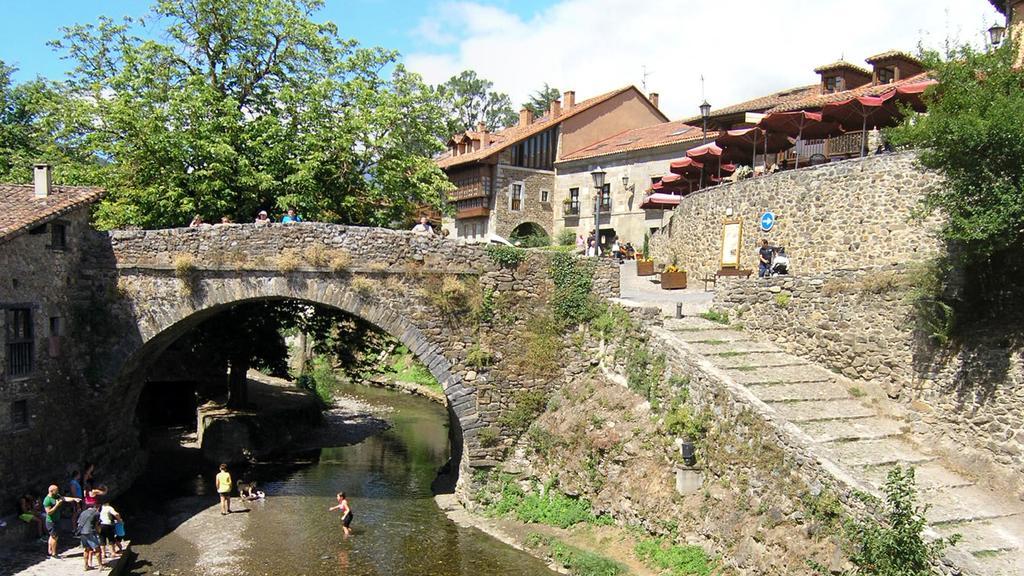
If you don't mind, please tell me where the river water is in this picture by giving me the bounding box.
[126,383,554,576]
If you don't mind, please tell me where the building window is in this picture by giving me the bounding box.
[511,126,559,170]
[510,183,523,211]
[567,188,580,215]
[11,400,28,430]
[5,308,33,377]
[877,67,895,84]
[599,183,611,211]
[540,189,550,203]
[50,222,67,250]
[825,76,842,93]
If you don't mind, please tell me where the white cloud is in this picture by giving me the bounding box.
[405,0,1003,120]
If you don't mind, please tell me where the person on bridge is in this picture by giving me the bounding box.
[411,216,434,235]
[281,208,303,223]
[216,463,233,515]
[328,492,353,537]
[255,210,272,225]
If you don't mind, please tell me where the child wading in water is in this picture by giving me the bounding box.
[328,492,353,537]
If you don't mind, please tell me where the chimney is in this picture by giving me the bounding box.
[549,99,561,118]
[476,121,486,133]
[519,108,535,127]
[648,92,659,109]
[563,90,575,108]
[33,164,52,198]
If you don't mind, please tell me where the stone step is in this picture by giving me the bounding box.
[707,351,806,369]
[766,398,877,422]
[749,381,852,402]
[933,515,1024,555]
[858,462,975,492]
[689,340,778,354]
[967,550,1024,576]
[664,317,729,331]
[823,437,933,468]
[803,417,905,443]
[727,364,837,385]
[924,485,1024,525]
[672,329,748,344]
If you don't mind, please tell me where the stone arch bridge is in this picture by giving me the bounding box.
[78,224,617,488]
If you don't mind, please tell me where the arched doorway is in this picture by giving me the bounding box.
[509,222,550,247]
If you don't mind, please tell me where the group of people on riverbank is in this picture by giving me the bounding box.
[17,463,126,570]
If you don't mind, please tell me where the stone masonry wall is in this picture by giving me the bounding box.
[714,269,1024,494]
[493,166,555,239]
[650,153,945,279]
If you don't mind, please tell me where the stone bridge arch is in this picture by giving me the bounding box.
[92,224,618,483]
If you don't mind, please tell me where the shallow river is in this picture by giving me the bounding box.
[127,383,554,576]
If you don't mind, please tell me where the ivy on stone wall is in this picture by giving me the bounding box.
[485,244,528,268]
[548,252,599,326]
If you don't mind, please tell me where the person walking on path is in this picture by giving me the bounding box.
[43,484,79,558]
[77,500,103,570]
[757,239,774,278]
[328,492,353,537]
[216,463,233,515]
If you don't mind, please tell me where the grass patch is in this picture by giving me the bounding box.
[276,249,302,274]
[498,389,548,434]
[329,250,352,272]
[634,537,716,576]
[695,339,728,345]
[716,350,749,357]
[848,386,866,398]
[775,292,791,308]
[733,365,758,372]
[303,243,330,267]
[350,276,375,297]
[172,253,197,295]
[527,533,626,576]
[698,309,729,324]
[481,476,610,529]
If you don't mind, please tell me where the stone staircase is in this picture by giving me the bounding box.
[658,316,1024,576]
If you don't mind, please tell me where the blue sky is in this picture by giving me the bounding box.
[0,0,1004,119]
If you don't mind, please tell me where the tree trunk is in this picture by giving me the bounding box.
[227,357,250,408]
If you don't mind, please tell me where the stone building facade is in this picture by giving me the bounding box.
[0,172,107,511]
[437,86,668,243]
[650,152,945,279]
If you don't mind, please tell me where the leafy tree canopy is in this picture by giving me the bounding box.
[49,0,452,229]
[436,70,517,137]
[889,40,1024,259]
[523,82,561,117]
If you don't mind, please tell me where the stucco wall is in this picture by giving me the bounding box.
[559,90,665,158]
[650,152,946,279]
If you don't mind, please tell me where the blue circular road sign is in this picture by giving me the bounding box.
[760,212,775,232]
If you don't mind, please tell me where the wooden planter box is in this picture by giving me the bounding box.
[636,260,655,276]
[661,271,687,290]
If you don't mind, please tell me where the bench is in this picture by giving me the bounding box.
[700,268,753,291]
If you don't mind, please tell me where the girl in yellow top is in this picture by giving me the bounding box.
[216,463,232,515]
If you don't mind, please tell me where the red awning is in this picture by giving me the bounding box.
[639,192,684,210]
[669,157,704,177]
[892,79,938,113]
[716,127,795,167]
[821,92,900,132]
[758,110,843,141]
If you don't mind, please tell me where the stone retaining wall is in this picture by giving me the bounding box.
[650,153,945,280]
[714,269,1024,493]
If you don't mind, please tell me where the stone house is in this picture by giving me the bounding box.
[436,86,668,242]
[552,120,707,249]
[0,165,105,510]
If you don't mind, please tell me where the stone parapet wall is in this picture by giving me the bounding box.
[650,153,945,280]
[714,269,1024,491]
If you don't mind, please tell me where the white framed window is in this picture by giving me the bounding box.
[509,182,524,211]
[540,189,550,203]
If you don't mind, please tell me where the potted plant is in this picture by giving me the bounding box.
[636,233,655,276]
[661,264,687,290]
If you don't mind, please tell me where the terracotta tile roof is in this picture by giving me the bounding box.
[436,85,668,169]
[767,72,932,113]
[0,183,105,243]
[865,50,922,65]
[681,84,819,123]
[557,120,705,163]
[813,60,872,75]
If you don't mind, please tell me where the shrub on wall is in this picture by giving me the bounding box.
[548,252,599,326]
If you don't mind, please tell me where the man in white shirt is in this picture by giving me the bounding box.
[412,216,434,235]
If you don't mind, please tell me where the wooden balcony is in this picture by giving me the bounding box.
[456,206,490,219]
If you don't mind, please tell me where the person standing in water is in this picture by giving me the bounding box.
[216,463,233,515]
[328,492,353,537]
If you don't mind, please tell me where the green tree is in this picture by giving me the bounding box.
[523,82,561,117]
[0,61,100,185]
[436,70,517,137]
[889,40,1024,258]
[51,0,452,229]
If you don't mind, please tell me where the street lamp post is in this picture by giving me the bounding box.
[989,22,1007,47]
[590,166,606,256]
[699,100,711,188]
